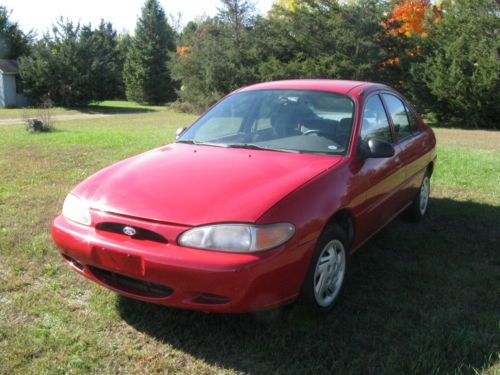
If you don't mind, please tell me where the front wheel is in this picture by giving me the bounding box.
[300,224,348,312]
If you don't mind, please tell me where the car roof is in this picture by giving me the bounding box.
[237,79,390,96]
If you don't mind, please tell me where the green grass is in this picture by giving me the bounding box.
[433,147,500,202]
[0,116,499,374]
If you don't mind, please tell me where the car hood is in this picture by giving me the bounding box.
[73,143,342,226]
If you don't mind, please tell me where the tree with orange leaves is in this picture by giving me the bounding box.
[385,0,432,36]
[176,46,190,56]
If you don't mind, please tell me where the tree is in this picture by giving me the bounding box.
[168,0,498,129]
[217,0,256,52]
[273,0,300,13]
[0,6,32,59]
[19,19,122,106]
[176,20,198,46]
[416,0,499,129]
[84,20,123,100]
[384,0,432,37]
[116,33,132,98]
[377,0,443,111]
[123,0,176,104]
[171,0,260,111]
[257,0,388,82]
[172,0,391,112]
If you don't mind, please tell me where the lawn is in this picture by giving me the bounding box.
[0,110,499,374]
[0,100,169,120]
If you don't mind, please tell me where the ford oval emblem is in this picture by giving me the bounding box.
[122,226,136,236]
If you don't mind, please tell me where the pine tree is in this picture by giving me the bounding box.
[0,6,32,59]
[124,0,176,104]
[86,20,122,100]
[418,0,499,129]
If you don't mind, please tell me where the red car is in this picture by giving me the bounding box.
[52,80,436,313]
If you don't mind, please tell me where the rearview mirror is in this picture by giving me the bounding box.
[176,127,187,140]
[358,138,395,159]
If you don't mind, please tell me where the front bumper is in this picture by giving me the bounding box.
[51,211,315,312]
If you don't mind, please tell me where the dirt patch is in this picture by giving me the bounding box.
[433,127,500,151]
[0,113,113,126]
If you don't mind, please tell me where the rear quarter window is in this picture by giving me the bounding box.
[405,104,421,133]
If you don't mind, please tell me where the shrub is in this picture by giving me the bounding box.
[22,98,54,132]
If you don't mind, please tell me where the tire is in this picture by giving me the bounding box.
[407,172,431,222]
[300,224,349,312]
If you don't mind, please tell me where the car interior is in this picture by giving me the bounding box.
[180,90,356,155]
[194,92,355,154]
[249,95,354,152]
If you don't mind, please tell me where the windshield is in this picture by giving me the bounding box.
[178,89,355,155]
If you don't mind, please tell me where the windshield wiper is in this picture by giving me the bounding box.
[227,143,301,153]
[175,139,197,144]
[177,140,300,153]
[176,139,228,148]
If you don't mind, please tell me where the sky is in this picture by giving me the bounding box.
[2,0,274,36]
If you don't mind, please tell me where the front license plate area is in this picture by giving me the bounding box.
[92,247,144,277]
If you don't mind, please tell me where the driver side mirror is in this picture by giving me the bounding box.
[175,127,187,140]
[358,138,395,159]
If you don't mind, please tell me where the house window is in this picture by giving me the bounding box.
[15,75,24,94]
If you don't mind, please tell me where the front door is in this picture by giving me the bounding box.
[353,94,407,244]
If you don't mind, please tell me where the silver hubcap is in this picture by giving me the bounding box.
[419,176,430,215]
[313,239,346,307]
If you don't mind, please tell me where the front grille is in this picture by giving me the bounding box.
[95,222,168,244]
[89,266,172,298]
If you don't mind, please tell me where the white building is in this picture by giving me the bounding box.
[0,59,27,108]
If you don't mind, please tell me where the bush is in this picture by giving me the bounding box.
[22,98,54,132]
[170,100,196,114]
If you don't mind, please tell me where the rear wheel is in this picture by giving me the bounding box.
[300,224,348,312]
[407,172,431,222]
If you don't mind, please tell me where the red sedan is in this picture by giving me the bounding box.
[52,80,436,312]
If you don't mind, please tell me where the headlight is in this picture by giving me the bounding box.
[178,223,295,253]
[62,194,91,226]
